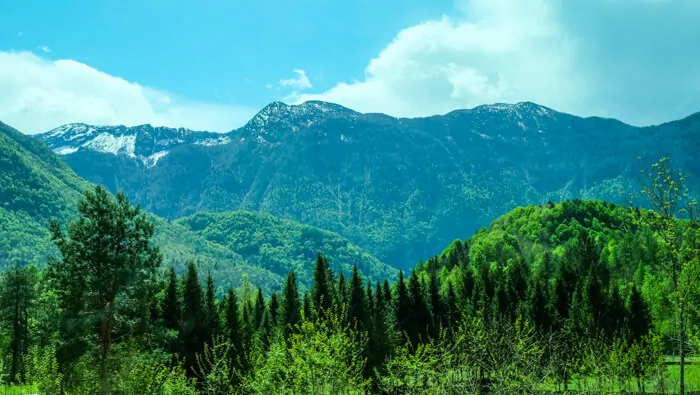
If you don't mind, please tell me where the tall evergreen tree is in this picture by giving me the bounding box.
[628,286,651,343]
[269,292,280,326]
[394,271,412,344]
[347,265,368,331]
[162,266,180,332]
[253,288,265,330]
[444,280,460,330]
[0,265,38,383]
[281,270,301,338]
[48,186,161,393]
[407,272,430,345]
[427,271,443,338]
[180,261,206,374]
[204,272,220,341]
[311,253,333,318]
[337,272,348,308]
[382,279,392,306]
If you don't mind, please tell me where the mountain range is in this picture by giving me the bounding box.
[0,120,396,292]
[34,100,700,270]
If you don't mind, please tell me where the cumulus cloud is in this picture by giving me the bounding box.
[0,51,257,134]
[279,69,312,90]
[293,0,700,126]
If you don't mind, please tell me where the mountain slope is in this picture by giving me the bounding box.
[0,121,282,291]
[176,210,398,286]
[36,101,700,270]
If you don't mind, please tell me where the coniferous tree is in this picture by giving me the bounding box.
[628,286,651,343]
[347,265,368,331]
[394,271,412,344]
[269,292,280,326]
[0,265,38,383]
[382,279,392,306]
[253,287,265,330]
[427,270,443,338]
[311,252,333,318]
[444,280,460,330]
[527,276,551,332]
[161,265,180,356]
[281,270,301,339]
[204,272,220,341]
[337,272,348,308]
[407,272,430,345]
[162,266,180,332]
[302,293,311,321]
[48,186,162,392]
[180,261,206,374]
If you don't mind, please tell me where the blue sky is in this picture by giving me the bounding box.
[1,0,700,133]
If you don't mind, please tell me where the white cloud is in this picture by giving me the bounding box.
[0,51,257,134]
[293,0,700,126]
[279,69,312,90]
[38,45,50,53]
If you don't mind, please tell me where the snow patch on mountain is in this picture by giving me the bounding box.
[83,133,137,157]
[54,146,79,155]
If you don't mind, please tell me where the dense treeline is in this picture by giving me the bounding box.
[1,157,699,394]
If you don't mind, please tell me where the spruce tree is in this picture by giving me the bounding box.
[444,280,460,331]
[337,272,348,308]
[427,271,443,338]
[347,265,368,331]
[162,266,180,332]
[253,288,265,330]
[382,279,392,306]
[312,253,333,319]
[281,270,301,338]
[180,260,205,374]
[408,272,430,345]
[0,265,38,383]
[269,292,280,326]
[628,286,651,343]
[394,271,412,344]
[204,272,220,341]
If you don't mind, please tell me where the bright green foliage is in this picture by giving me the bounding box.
[242,306,370,394]
[176,211,398,288]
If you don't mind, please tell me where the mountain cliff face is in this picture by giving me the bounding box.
[35,101,700,270]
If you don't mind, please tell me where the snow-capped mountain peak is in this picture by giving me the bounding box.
[37,123,231,167]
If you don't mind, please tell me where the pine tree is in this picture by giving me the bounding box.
[347,265,368,331]
[427,271,443,338]
[162,266,180,332]
[628,286,651,343]
[311,252,333,318]
[281,270,301,338]
[269,292,280,326]
[180,260,206,374]
[253,287,265,330]
[527,276,551,332]
[204,272,220,341]
[337,272,348,308]
[408,272,430,345]
[302,292,311,321]
[0,265,38,383]
[382,279,392,306]
[444,280,460,331]
[394,271,412,344]
[48,186,162,392]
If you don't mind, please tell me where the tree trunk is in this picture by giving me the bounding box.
[680,303,686,395]
[99,301,114,395]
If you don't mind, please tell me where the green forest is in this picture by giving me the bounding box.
[1,157,700,394]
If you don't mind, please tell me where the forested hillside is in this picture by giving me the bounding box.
[2,157,699,393]
[0,121,390,292]
[176,211,398,286]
